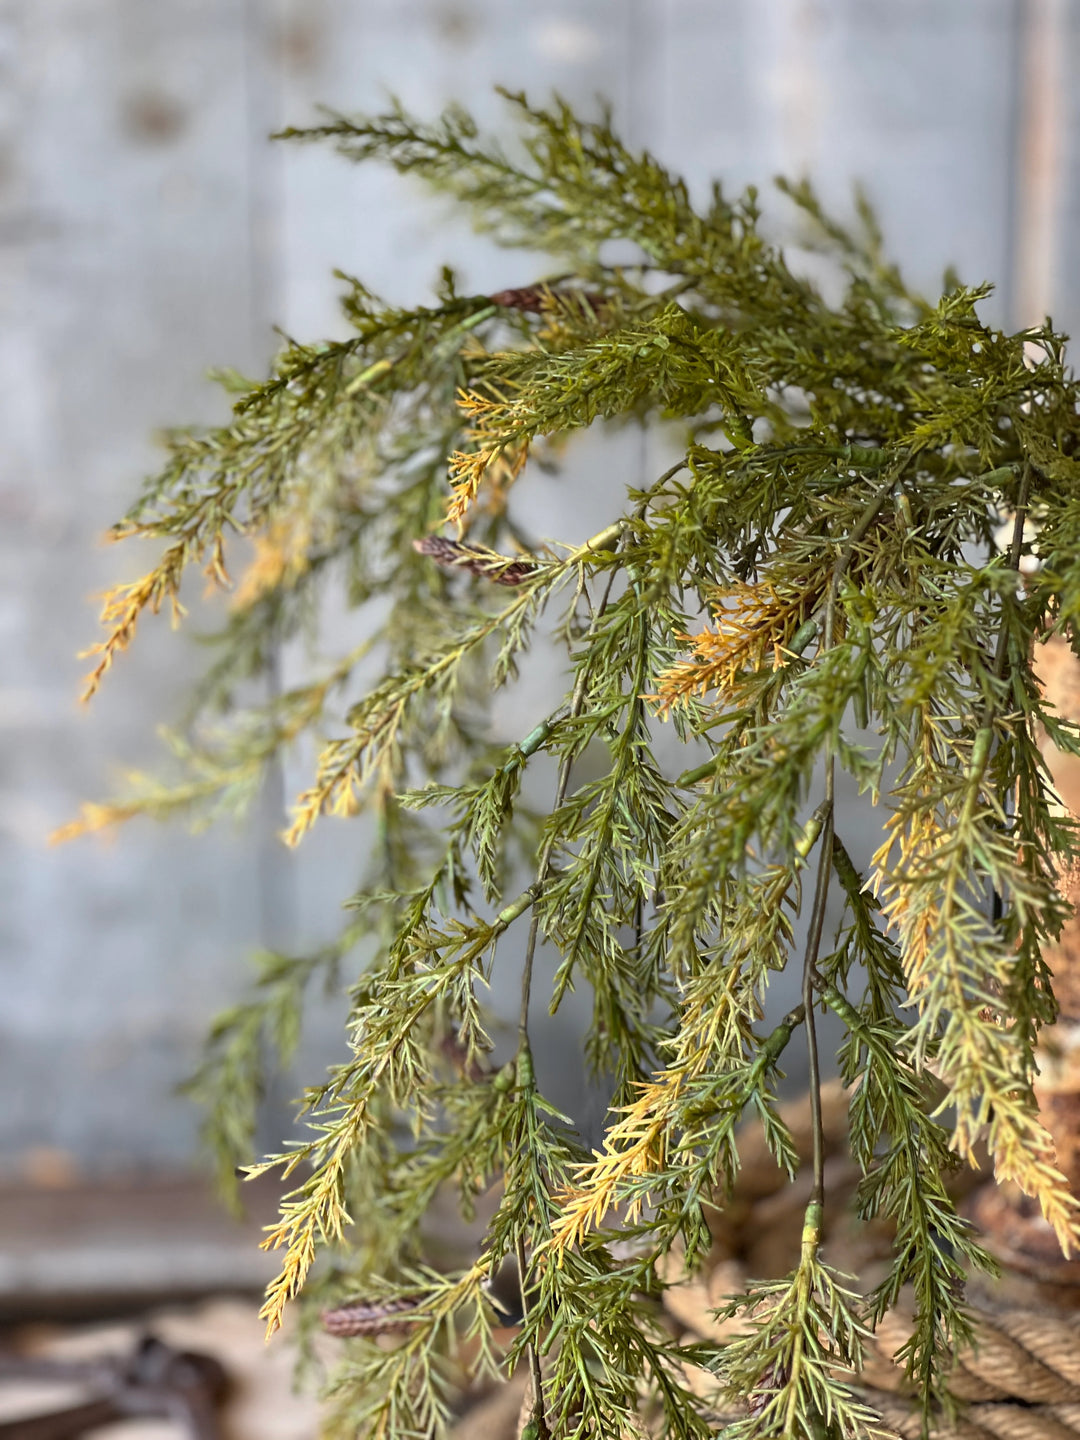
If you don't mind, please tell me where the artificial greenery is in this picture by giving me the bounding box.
[65,91,1080,1439]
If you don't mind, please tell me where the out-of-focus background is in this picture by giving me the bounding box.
[0,0,1077,1407]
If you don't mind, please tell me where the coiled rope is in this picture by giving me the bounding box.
[860,1308,1080,1438]
[658,1082,1080,1439]
[434,1081,1080,1440]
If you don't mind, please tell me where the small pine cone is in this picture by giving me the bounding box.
[747,1358,791,1419]
[438,1026,488,1082]
[490,285,550,313]
[413,535,537,586]
[321,1295,422,1338]
[490,285,607,315]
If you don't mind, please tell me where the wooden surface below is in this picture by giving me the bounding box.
[0,1175,283,1319]
[5,0,1080,1175]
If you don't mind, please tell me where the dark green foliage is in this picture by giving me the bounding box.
[69,91,1080,1439]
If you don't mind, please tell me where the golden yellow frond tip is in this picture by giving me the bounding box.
[49,803,131,846]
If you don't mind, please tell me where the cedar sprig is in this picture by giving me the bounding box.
[64,90,1080,1439]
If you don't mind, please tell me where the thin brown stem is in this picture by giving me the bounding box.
[990,460,1033,686]
[828,448,913,606]
[517,564,619,1039]
[801,781,834,1211]
[630,457,690,515]
[515,1230,546,1440]
[512,462,691,1433]
[801,457,910,1214]
[512,548,624,1440]
[517,461,683,1039]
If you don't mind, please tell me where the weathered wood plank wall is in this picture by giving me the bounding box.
[0,0,1072,1169]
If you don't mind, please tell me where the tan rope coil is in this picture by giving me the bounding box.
[858,1308,1080,1437]
[440,1082,1080,1440]
[658,1081,1080,1438]
[867,1394,1080,1440]
[871,1307,1080,1405]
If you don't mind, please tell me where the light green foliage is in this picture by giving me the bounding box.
[70,90,1080,1438]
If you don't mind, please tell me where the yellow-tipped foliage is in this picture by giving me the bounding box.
[873,724,1080,1256]
[655,577,825,709]
[551,1074,683,1256]
[80,545,188,702]
[63,90,1080,1440]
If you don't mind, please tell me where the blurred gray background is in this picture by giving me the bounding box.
[2,0,1076,1191]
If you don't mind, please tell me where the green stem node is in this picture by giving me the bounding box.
[497,887,536,928]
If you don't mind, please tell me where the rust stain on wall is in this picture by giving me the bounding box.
[121,91,188,146]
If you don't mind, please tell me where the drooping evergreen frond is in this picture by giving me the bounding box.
[64,92,1080,1439]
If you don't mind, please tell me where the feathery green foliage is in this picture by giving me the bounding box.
[67,90,1080,1438]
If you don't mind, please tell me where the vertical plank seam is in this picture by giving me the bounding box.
[1010,0,1067,329]
[242,0,296,958]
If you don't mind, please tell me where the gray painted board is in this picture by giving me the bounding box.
[0,0,1072,1171]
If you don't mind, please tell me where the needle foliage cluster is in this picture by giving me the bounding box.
[67,92,1080,1439]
